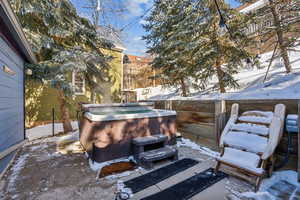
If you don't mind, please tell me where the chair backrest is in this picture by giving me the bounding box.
[274,104,286,128]
[273,103,286,143]
[261,104,285,160]
[230,103,239,117]
[220,103,286,159]
[261,117,282,160]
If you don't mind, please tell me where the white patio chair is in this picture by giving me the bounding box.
[215,103,286,191]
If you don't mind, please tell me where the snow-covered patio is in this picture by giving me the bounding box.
[1,127,299,200]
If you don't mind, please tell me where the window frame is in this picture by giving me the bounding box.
[72,71,85,95]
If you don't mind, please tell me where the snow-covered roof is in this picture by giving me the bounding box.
[239,0,268,14]
[96,26,126,52]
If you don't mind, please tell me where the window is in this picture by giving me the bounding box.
[72,71,85,95]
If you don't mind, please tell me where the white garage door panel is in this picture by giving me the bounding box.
[0,38,23,67]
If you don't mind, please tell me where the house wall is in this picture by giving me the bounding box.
[240,1,300,55]
[123,55,159,90]
[0,36,24,152]
[25,49,123,128]
[101,48,123,103]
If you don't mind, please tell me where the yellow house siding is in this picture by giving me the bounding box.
[102,48,123,102]
[25,48,123,127]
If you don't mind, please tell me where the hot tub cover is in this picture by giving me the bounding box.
[84,109,177,122]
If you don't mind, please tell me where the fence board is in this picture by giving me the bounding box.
[176,111,215,124]
[178,123,215,140]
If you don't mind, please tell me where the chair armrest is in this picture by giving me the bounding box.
[262,117,282,160]
[219,115,238,148]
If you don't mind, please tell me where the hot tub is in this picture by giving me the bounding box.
[79,102,177,163]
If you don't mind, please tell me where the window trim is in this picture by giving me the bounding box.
[72,71,85,95]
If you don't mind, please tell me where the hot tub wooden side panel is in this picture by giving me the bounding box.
[79,115,176,162]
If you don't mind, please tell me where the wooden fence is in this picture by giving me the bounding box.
[151,99,299,170]
[154,100,218,150]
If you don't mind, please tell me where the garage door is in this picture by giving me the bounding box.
[0,36,24,154]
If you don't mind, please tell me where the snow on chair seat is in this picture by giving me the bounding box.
[242,110,274,119]
[238,116,272,125]
[238,110,274,125]
[223,131,268,154]
[217,147,264,175]
[231,123,269,136]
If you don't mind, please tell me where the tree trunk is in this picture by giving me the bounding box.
[90,89,96,103]
[58,90,73,133]
[269,0,292,73]
[180,77,188,97]
[216,60,226,93]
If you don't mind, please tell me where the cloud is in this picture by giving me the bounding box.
[125,0,153,17]
[139,19,148,25]
[133,36,142,41]
[124,34,147,56]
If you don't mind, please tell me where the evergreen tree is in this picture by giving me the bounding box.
[238,0,300,73]
[10,0,112,132]
[144,0,254,94]
[192,0,255,93]
[143,0,195,96]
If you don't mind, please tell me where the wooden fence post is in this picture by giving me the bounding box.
[215,100,226,148]
[165,100,173,110]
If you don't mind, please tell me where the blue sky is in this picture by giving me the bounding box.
[71,0,241,56]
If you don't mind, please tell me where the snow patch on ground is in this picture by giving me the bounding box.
[35,150,61,162]
[104,167,143,181]
[90,156,135,172]
[26,130,80,161]
[26,121,79,141]
[116,180,133,199]
[7,153,29,197]
[30,143,49,151]
[240,170,299,200]
[177,138,220,158]
[26,130,79,146]
[242,192,274,200]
